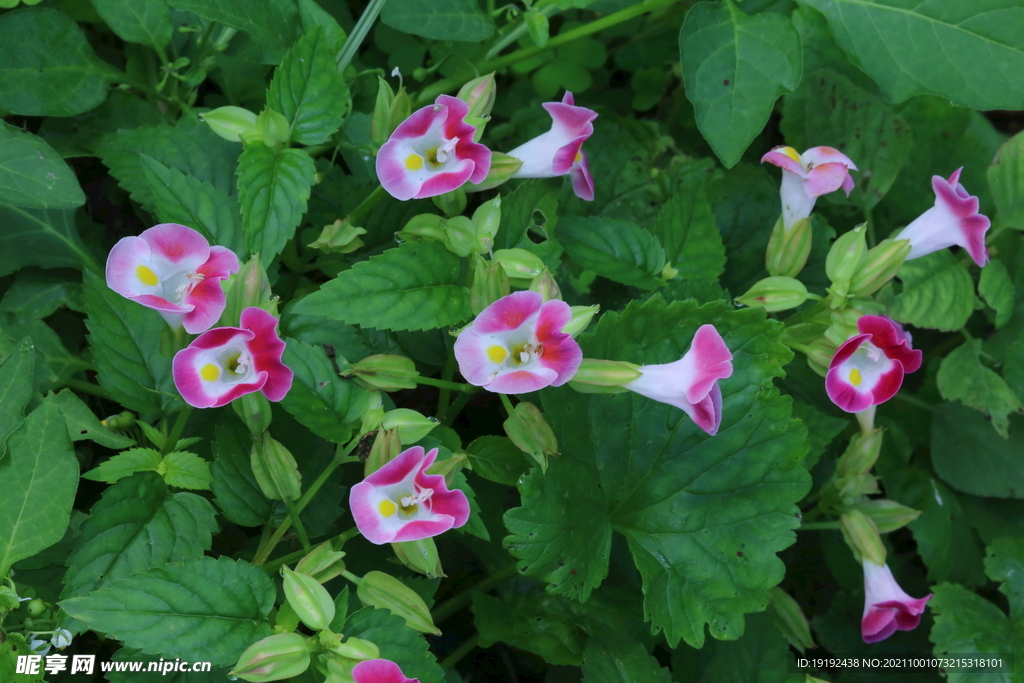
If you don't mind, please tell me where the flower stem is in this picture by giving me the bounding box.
[440,635,479,670]
[499,392,516,416]
[441,388,478,427]
[65,378,114,402]
[336,0,389,72]
[162,406,193,455]
[283,496,312,551]
[431,563,519,623]
[893,392,935,412]
[782,299,830,327]
[799,521,841,531]
[347,185,388,225]
[416,376,474,392]
[340,569,364,585]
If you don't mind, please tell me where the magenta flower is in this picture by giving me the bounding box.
[349,446,470,545]
[352,659,419,683]
[172,307,293,408]
[375,95,491,200]
[622,325,733,435]
[454,291,582,394]
[761,146,858,229]
[105,223,240,334]
[826,315,922,413]
[507,92,597,201]
[861,559,931,643]
[898,168,990,267]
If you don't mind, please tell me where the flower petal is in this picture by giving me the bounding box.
[803,161,855,198]
[240,307,293,401]
[683,324,734,404]
[761,147,806,176]
[181,279,227,334]
[534,300,582,385]
[487,367,558,394]
[570,153,595,201]
[471,290,543,334]
[198,245,241,279]
[688,383,723,436]
[800,145,858,171]
[140,223,210,270]
[352,659,419,683]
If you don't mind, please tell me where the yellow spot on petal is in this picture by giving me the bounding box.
[574,151,582,163]
[487,345,508,363]
[849,368,862,387]
[136,265,159,286]
[378,499,397,517]
[781,146,801,163]
[200,363,220,381]
[405,153,424,171]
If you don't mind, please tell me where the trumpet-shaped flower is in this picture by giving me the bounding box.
[861,559,931,643]
[172,307,293,408]
[106,223,240,334]
[349,446,470,545]
[454,291,582,394]
[761,146,858,229]
[623,324,733,435]
[353,659,419,683]
[826,315,922,413]
[507,92,597,200]
[376,95,491,200]
[898,168,990,267]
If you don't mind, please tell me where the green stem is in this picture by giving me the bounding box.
[782,299,830,327]
[262,526,361,574]
[437,352,456,419]
[415,0,678,105]
[348,186,387,225]
[440,636,479,670]
[162,406,193,455]
[432,564,519,623]
[799,521,841,531]
[499,392,516,416]
[441,388,478,427]
[283,496,312,551]
[484,3,560,60]
[893,392,935,412]
[65,378,114,401]
[416,376,474,392]
[340,569,363,585]
[336,0,389,72]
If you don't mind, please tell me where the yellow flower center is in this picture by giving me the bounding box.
[574,151,583,163]
[378,499,397,517]
[849,368,862,387]
[781,146,801,163]
[200,363,220,381]
[487,345,508,363]
[405,153,424,171]
[136,265,159,286]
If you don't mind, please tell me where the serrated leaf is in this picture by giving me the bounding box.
[887,251,975,332]
[343,608,445,683]
[161,451,213,490]
[297,0,347,61]
[679,1,801,167]
[798,0,1024,111]
[0,204,97,277]
[582,635,672,683]
[238,144,316,262]
[91,0,173,51]
[165,0,298,64]
[267,26,350,145]
[505,298,810,648]
[0,270,84,318]
[279,338,369,443]
[556,216,666,290]
[791,399,846,471]
[931,402,1024,499]
[51,389,136,449]
[652,183,725,282]
[62,556,273,665]
[0,121,85,210]
[988,130,1024,231]
[0,337,34,458]
[979,260,1015,329]
[381,0,495,42]
[466,435,530,486]
[938,339,1023,438]
[291,242,472,331]
[83,447,162,483]
[210,420,271,527]
[0,7,119,117]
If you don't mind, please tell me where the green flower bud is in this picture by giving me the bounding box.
[295,542,347,584]
[400,214,446,243]
[470,255,511,315]
[528,268,560,302]
[465,152,523,193]
[309,219,367,255]
[391,537,444,578]
[102,411,136,431]
[504,401,558,472]
[350,355,418,391]
[370,77,395,147]
[223,254,274,327]
[805,337,838,377]
[426,453,466,487]
[442,216,481,257]
[356,571,441,635]
[241,108,291,149]
[365,428,401,477]
[282,567,335,631]
[432,188,468,218]
[825,224,867,290]
[251,433,302,501]
[840,509,886,566]
[835,428,882,480]
[569,358,642,387]
[471,196,501,248]
[561,304,600,337]
[231,633,311,682]
[823,309,861,347]
[660,262,679,280]
[329,636,379,662]
[387,90,412,144]
[845,499,921,534]
[493,248,545,280]
[735,276,810,312]
[456,72,496,142]
[766,216,812,278]
[381,408,438,445]
[0,586,20,611]
[849,239,911,297]
[768,587,815,653]
[201,106,258,142]
[360,391,385,435]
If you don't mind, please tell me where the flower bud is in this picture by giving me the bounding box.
[504,401,558,472]
[282,567,335,631]
[805,337,837,377]
[825,224,867,290]
[465,152,523,192]
[525,10,550,47]
[201,106,258,142]
[823,309,861,347]
[569,358,641,387]
[442,216,481,257]
[561,304,600,337]
[493,248,545,280]
[432,187,467,219]
[471,196,501,248]
[735,277,810,312]
[233,391,273,435]
[660,262,679,280]
[391,537,444,578]
[370,77,395,147]
[766,216,812,277]
[840,509,886,565]
[251,433,302,501]
[470,255,511,315]
[230,633,311,682]
[400,214,446,243]
[241,108,291,149]
[364,428,401,477]
[329,636,379,662]
[849,239,911,297]
[101,411,136,431]
[528,268,560,302]
[359,392,385,434]
[426,453,466,487]
[768,587,816,653]
[309,219,367,255]
[295,542,347,584]
[456,72,496,141]
[356,571,441,635]
[349,355,418,391]
[223,254,274,327]
[835,428,882,480]
[845,499,921,533]
[381,408,437,445]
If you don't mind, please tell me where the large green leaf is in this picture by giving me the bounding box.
[679,1,802,168]
[651,180,726,283]
[0,7,119,116]
[797,0,1024,111]
[582,636,672,683]
[505,298,810,647]
[91,0,173,51]
[267,26,350,146]
[279,338,370,444]
[931,402,1024,500]
[0,122,85,210]
[165,0,299,64]
[0,338,34,458]
[979,260,1015,329]
[675,611,793,683]
[61,556,275,665]
[708,163,778,293]
[988,131,1024,231]
[886,251,975,332]
[0,204,97,276]
[0,271,84,319]
[937,339,1023,438]
[343,608,445,683]
[291,242,472,332]
[381,0,495,42]
[556,216,667,290]
[237,145,316,262]
[210,420,271,527]
[0,397,78,577]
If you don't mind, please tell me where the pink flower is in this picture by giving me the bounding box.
[861,559,931,643]
[622,325,733,435]
[349,446,470,545]
[898,168,990,267]
[454,291,582,394]
[105,223,240,334]
[375,94,491,200]
[507,92,597,201]
[172,307,293,408]
[761,146,858,229]
[352,659,419,683]
[826,315,922,413]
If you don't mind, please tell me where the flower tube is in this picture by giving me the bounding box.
[861,559,931,643]
[897,168,990,267]
[761,146,858,229]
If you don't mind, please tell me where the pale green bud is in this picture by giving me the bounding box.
[735,276,810,312]
[504,401,558,472]
[470,255,510,315]
[561,304,600,337]
[295,542,347,584]
[282,567,335,631]
[442,216,481,257]
[201,106,257,142]
[242,108,291,149]
[849,239,911,297]
[840,509,886,565]
[805,337,838,377]
[471,195,501,247]
[309,219,367,255]
[357,571,441,635]
[465,152,523,192]
[432,188,467,218]
[569,358,641,387]
[359,391,385,435]
[425,453,466,487]
[400,214,446,243]
[456,72,496,142]
[493,248,545,280]
[251,433,301,501]
[350,355,418,391]
[845,499,921,533]
[766,216,812,277]
[233,391,273,435]
[528,268,560,302]
[223,254,274,327]
[391,537,444,578]
[769,586,816,653]
[835,428,883,480]
[381,408,437,445]
[230,633,311,682]
[329,636,379,661]
[364,428,401,477]
[825,224,868,289]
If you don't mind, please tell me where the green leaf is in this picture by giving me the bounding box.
[297,0,348,61]
[0,121,85,210]
[83,270,178,414]
[0,271,84,318]
[343,607,445,683]
[211,420,271,527]
[651,181,726,282]
[938,339,1023,439]
[691,611,793,683]
[0,633,45,683]
[0,397,78,577]
[0,338,34,458]
[505,298,810,647]
[0,315,76,391]
[708,163,779,293]
[292,242,472,332]
[90,0,173,51]
[105,647,230,683]
[238,144,316,262]
[581,636,672,683]
[0,7,119,116]
[466,435,531,486]
[51,389,136,449]
[989,130,1024,231]
[931,402,1024,499]
[887,251,975,332]
[267,26,350,145]
[165,0,299,64]
[0,204,97,276]
[83,447,162,484]
[980,260,1015,329]
[61,556,274,665]
[161,451,213,490]
[791,400,846,471]
[556,216,667,290]
[279,338,369,444]
[381,0,495,43]
[797,0,1024,111]
[679,1,802,167]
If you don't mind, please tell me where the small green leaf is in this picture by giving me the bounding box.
[581,636,672,683]
[381,0,494,43]
[238,145,316,262]
[679,1,802,167]
[165,0,299,64]
[0,121,85,210]
[466,435,530,486]
[887,251,975,331]
[51,389,136,449]
[931,402,1024,499]
[297,0,347,60]
[988,130,1024,231]
[90,0,173,51]
[651,181,726,282]
[161,451,213,490]
[292,242,472,332]
[343,607,446,683]
[937,339,1023,438]
[979,260,1015,328]
[279,338,369,444]
[210,420,271,527]
[556,216,666,290]
[0,204,96,277]
[0,337,34,458]
[0,271,84,318]
[83,447,162,484]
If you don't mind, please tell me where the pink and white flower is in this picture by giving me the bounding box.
[826,315,922,413]
[622,324,733,435]
[106,223,240,334]
[861,559,931,643]
[349,446,470,545]
[761,146,858,229]
[898,168,990,267]
[172,307,293,408]
[376,94,491,201]
[454,291,582,394]
[352,659,419,683]
[507,92,597,201]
